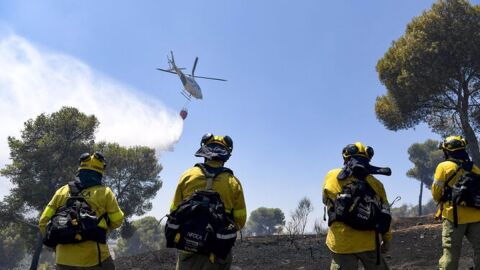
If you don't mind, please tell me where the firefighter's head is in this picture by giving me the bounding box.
[78,152,106,175]
[439,135,467,152]
[342,142,374,163]
[439,135,469,161]
[195,133,233,162]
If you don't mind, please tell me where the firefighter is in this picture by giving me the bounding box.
[170,133,247,270]
[432,135,480,270]
[39,152,124,269]
[323,142,392,270]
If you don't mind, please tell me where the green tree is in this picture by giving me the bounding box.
[1,107,97,270]
[0,107,162,269]
[407,140,443,215]
[246,207,285,236]
[114,216,164,257]
[0,223,27,270]
[375,0,480,163]
[95,142,162,237]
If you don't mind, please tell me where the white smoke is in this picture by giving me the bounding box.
[0,33,183,197]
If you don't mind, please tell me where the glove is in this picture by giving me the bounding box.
[381,240,391,254]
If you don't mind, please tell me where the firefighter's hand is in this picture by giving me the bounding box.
[381,240,391,253]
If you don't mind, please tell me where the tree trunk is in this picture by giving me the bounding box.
[30,235,43,270]
[418,180,423,216]
[460,80,480,166]
[464,127,480,166]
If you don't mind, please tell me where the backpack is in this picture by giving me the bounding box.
[165,163,238,259]
[326,176,391,266]
[327,177,391,234]
[440,160,480,227]
[43,181,107,248]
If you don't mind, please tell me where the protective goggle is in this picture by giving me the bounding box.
[201,133,233,152]
[342,143,374,160]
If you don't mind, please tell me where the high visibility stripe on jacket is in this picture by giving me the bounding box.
[39,184,124,267]
[171,160,247,229]
[432,160,480,224]
[322,168,392,254]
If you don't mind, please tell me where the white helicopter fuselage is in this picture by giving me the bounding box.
[173,66,203,99]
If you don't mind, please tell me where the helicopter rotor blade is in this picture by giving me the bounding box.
[190,75,227,82]
[192,57,198,77]
[156,68,177,75]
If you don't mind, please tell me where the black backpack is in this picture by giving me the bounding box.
[439,160,480,227]
[165,163,238,259]
[327,177,391,234]
[43,181,107,248]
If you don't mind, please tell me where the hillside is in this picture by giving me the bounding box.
[115,216,476,270]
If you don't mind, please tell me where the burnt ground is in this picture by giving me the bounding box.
[115,216,477,270]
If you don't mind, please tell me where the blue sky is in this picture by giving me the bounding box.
[1,1,478,230]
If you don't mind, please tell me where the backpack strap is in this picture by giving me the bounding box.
[68,179,83,196]
[194,163,233,190]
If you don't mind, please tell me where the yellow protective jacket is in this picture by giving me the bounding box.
[322,168,392,254]
[170,160,247,229]
[432,160,480,224]
[39,184,124,267]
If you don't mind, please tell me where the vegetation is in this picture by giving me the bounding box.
[285,197,313,237]
[0,223,27,270]
[115,216,164,257]
[391,199,437,218]
[375,0,480,163]
[0,107,162,269]
[245,207,285,236]
[407,140,443,215]
[96,142,162,238]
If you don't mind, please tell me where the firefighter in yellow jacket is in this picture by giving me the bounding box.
[39,152,124,269]
[323,142,392,270]
[432,135,480,270]
[170,133,247,270]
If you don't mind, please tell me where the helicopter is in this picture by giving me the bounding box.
[157,51,227,119]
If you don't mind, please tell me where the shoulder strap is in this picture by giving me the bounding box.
[194,163,233,190]
[444,161,464,187]
[68,179,84,196]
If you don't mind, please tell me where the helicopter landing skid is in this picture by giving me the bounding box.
[180,90,191,101]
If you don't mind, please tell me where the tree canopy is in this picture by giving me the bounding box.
[0,106,163,269]
[375,0,480,162]
[407,139,443,189]
[246,207,285,236]
[96,142,162,218]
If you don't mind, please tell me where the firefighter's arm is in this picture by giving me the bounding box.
[322,169,340,205]
[376,180,393,242]
[170,172,191,212]
[432,165,446,203]
[104,187,124,230]
[38,187,65,234]
[170,181,185,213]
[378,186,393,243]
[232,178,247,229]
